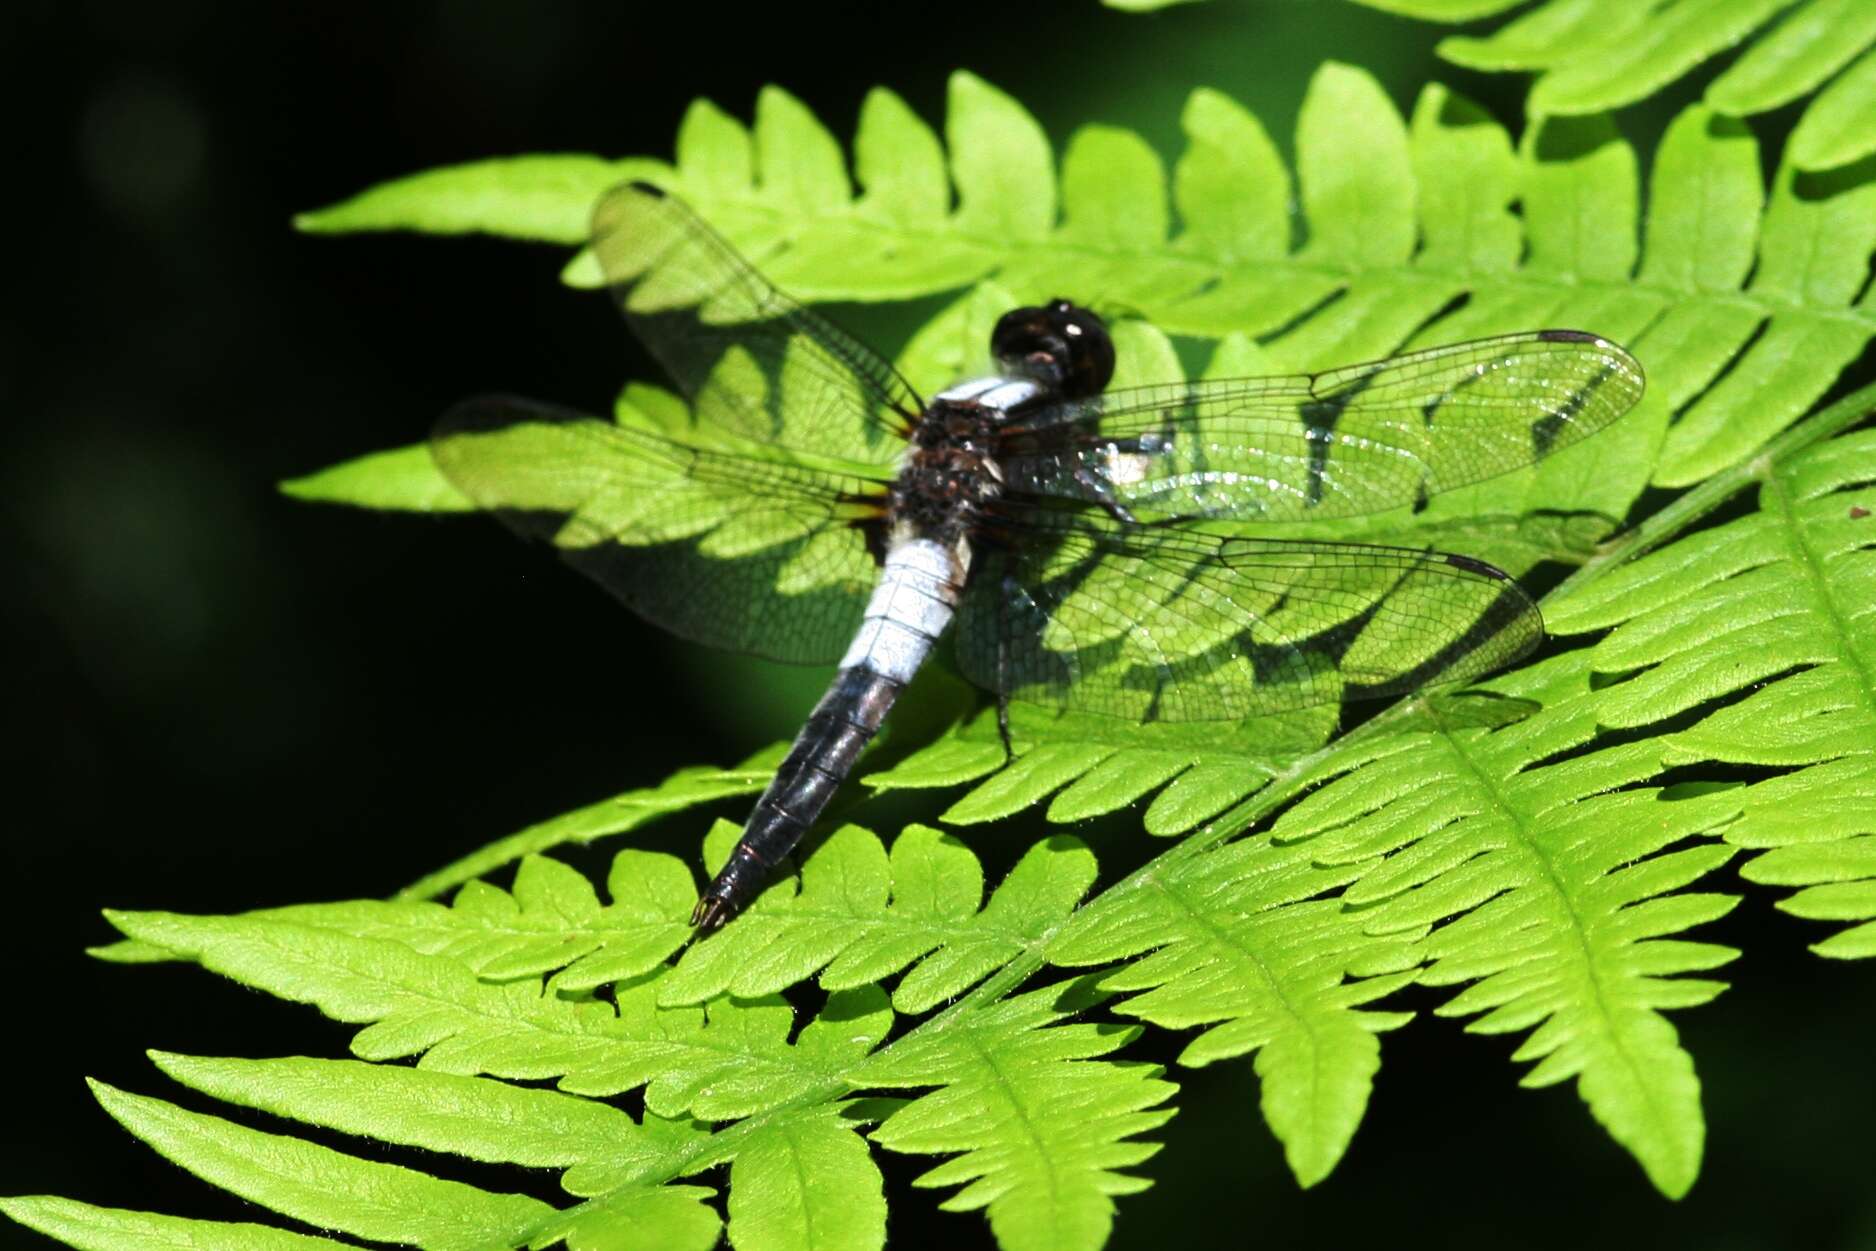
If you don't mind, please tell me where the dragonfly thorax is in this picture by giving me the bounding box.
[891,399,1007,543]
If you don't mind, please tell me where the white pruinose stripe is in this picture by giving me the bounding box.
[933,376,1005,403]
[975,379,1042,412]
[838,537,958,682]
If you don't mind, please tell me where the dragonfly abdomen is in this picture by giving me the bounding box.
[838,536,960,679]
[692,538,962,931]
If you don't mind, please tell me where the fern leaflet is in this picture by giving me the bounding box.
[1335,0,1876,156]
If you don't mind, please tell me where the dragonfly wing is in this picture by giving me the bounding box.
[591,182,921,465]
[997,330,1643,522]
[434,396,883,665]
[954,508,1540,722]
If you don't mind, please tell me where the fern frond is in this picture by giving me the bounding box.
[101,908,892,1117]
[102,821,1095,1017]
[1549,424,1876,957]
[1249,650,1743,1196]
[860,977,1176,1251]
[295,71,1874,494]
[1342,0,1876,161]
[0,1196,355,1251]
[1736,756,1876,958]
[862,702,1335,837]
[96,1060,737,1251]
[1045,833,1420,1185]
[659,822,1097,1013]
[88,1079,559,1247]
[77,822,1171,1251]
[1786,42,1876,168]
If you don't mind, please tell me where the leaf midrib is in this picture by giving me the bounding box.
[1759,460,1876,720]
[1435,727,1673,1134]
[955,1023,1063,1219]
[1142,867,1319,1035]
[705,198,1876,333]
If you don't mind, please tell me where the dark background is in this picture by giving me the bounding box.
[6,2,1875,1248]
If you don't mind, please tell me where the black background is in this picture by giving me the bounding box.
[6,2,1875,1248]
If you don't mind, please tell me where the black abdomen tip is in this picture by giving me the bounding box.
[691,894,736,934]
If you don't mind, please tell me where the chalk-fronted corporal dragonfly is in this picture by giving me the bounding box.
[435,181,1643,931]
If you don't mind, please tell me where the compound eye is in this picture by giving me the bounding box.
[990,307,1050,364]
[1054,305,1115,398]
[990,302,1117,398]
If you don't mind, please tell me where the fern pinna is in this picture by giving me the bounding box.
[7,62,1876,1251]
[1114,0,1876,164]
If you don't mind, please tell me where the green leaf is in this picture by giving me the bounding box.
[105,908,892,1119]
[674,98,753,202]
[1345,0,1519,17]
[1636,106,1762,294]
[864,703,1333,838]
[1265,654,1743,1197]
[1298,63,1416,271]
[1551,426,1876,955]
[1048,835,1418,1186]
[295,76,1874,517]
[561,1188,724,1251]
[148,1051,643,1170]
[729,1107,886,1251]
[1344,0,1876,156]
[1737,759,1876,958]
[1172,88,1289,264]
[0,1197,353,1251]
[82,839,1183,1250]
[1409,84,1520,274]
[754,86,850,215]
[854,87,948,227]
[948,72,1055,243]
[279,443,473,512]
[1707,0,1876,119]
[110,846,698,983]
[662,822,1097,1014]
[90,1081,555,1249]
[296,153,645,242]
[862,978,1176,1251]
[1653,147,1876,487]
[1525,0,1801,117]
[1788,47,1876,169]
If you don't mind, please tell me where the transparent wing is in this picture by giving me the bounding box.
[591,181,921,465]
[996,331,1644,521]
[954,508,1540,722]
[434,396,884,665]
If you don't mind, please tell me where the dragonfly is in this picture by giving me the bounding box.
[434,180,1644,932]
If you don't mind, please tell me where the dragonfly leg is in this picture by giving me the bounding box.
[996,573,1017,762]
[1072,464,1138,525]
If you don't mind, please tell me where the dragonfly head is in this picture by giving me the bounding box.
[991,299,1115,400]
